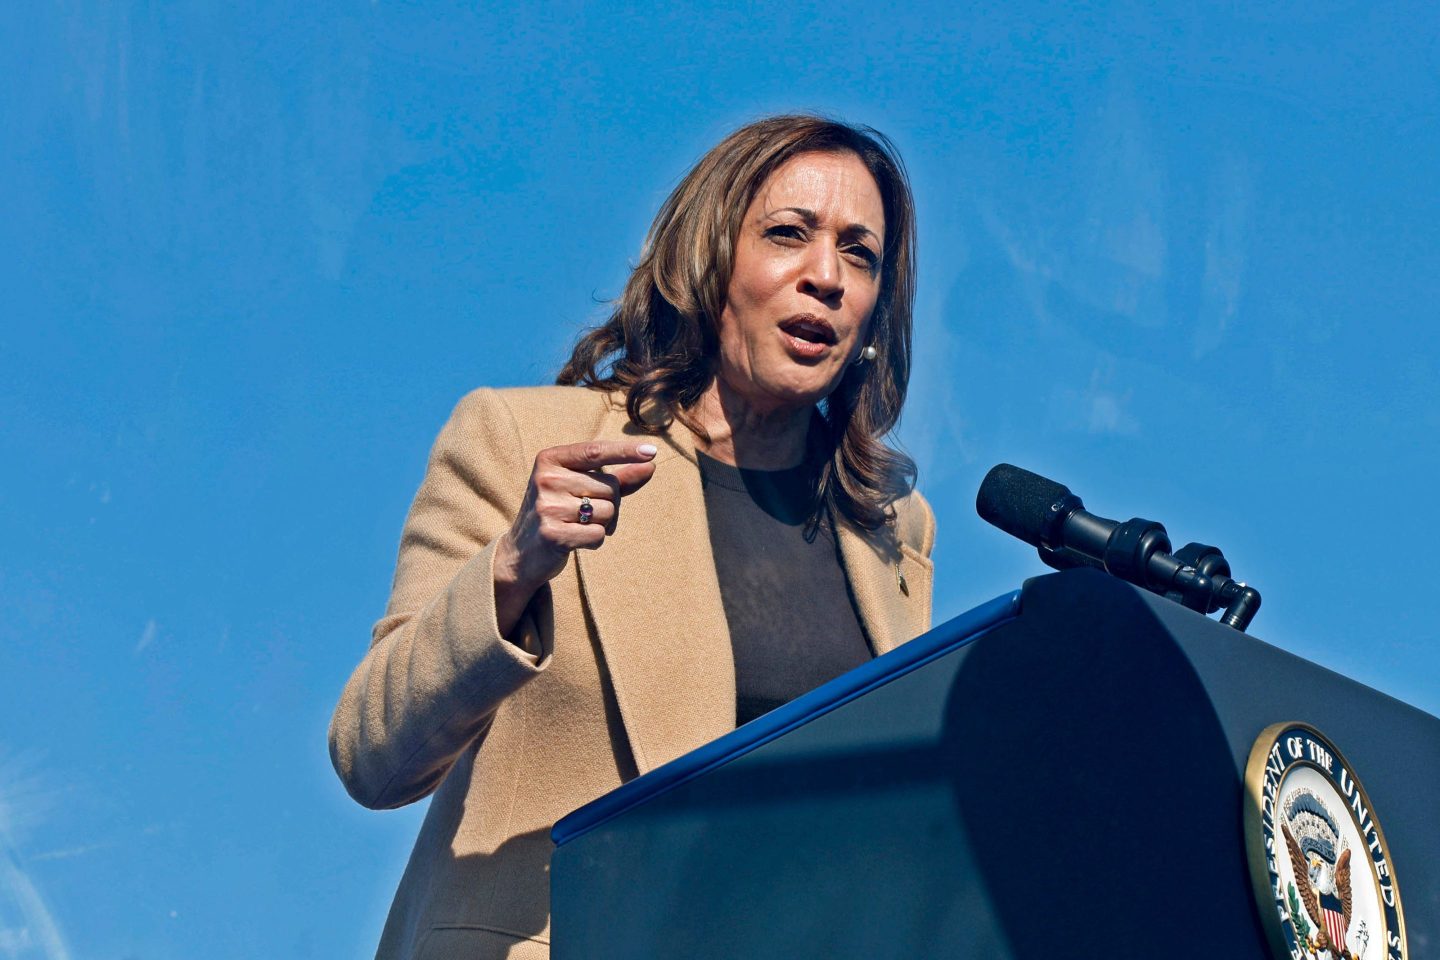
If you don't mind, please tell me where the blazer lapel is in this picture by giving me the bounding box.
[575,397,934,771]
[836,517,934,656]
[574,406,736,774]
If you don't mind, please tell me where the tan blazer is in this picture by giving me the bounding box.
[329,386,935,960]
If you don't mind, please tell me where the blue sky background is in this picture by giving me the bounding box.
[3,2,1437,957]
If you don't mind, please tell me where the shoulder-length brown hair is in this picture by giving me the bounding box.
[557,114,918,531]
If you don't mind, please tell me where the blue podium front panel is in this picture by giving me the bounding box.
[550,572,1440,959]
[552,590,1021,959]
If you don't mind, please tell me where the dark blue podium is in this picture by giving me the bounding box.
[550,570,1439,959]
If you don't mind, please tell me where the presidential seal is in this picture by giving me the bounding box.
[1244,723,1408,960]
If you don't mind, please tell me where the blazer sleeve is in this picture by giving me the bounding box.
[328,389,553,810]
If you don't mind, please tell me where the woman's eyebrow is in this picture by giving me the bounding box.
[765,206,819,224]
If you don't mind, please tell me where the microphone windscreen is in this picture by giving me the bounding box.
[975,464,1072,547]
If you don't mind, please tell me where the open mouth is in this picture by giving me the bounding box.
[778,315,838,345]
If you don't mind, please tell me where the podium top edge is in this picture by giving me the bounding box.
[551,589,1023,847]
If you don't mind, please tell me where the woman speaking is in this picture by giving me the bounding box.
[329,115,935,960]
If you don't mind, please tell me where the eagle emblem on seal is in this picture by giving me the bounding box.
[1281,789,1356,958]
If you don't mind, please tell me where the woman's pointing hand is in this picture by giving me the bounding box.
[492,440,659,639]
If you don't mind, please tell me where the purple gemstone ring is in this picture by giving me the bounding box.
[577,497,594,524]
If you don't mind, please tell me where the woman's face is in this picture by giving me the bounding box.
[716,150,886,415]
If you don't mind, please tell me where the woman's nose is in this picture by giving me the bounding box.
[798,241,844,302]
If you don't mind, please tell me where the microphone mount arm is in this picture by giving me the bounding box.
[1033,493,1261,631]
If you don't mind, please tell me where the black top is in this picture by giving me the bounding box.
[697,453,873,726]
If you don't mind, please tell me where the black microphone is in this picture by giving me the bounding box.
[975,464,1113,570]
[975,464,1261,630]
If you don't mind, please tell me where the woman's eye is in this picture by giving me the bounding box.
[845,245,880,269]
[765,224,805,241]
